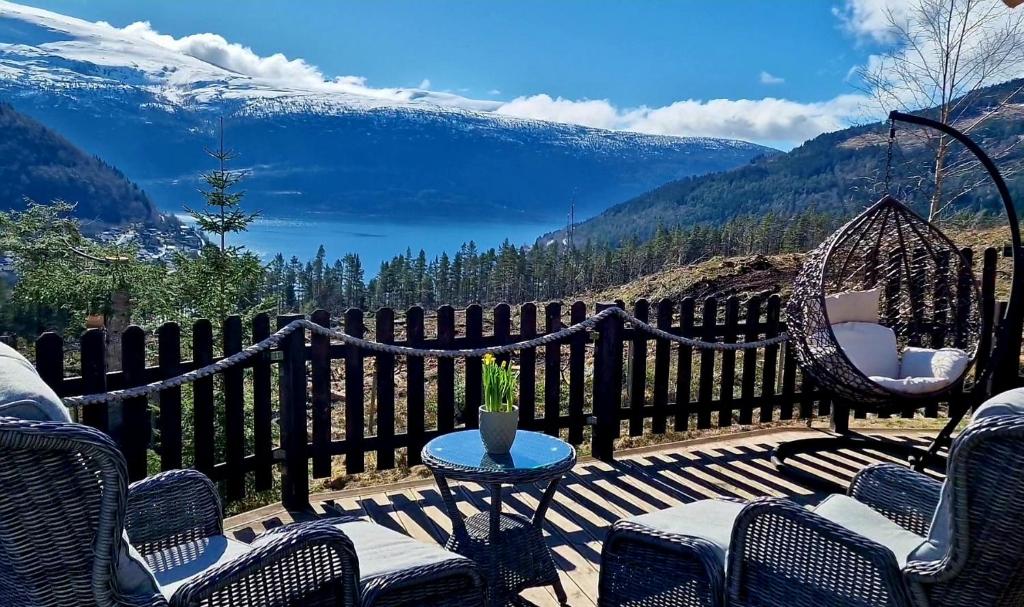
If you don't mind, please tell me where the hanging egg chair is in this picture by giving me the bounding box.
[773,110,1024,489]
[786,194,980,407]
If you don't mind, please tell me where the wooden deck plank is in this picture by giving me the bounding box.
[222,428,940,607]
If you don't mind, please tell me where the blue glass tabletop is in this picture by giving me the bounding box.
[423,430,575,474]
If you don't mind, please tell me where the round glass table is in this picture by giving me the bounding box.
[422,430,576,606]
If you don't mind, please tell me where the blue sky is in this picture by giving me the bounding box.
[14,0,896,148]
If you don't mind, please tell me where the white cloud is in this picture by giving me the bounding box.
[495,93,874,148]
[833,0,905,43]
[99,15,877,148]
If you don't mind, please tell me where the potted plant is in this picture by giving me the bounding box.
[479,353,519,454]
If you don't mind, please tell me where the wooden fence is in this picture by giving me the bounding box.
[29,247,1010,509]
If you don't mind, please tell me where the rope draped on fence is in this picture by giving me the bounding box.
[62,306,789,408]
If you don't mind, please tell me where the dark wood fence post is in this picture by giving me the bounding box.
[760,296,782,423]
[739,297,761,425]
[436,306,456,433]
[223,316,246,500]
[592,302,623,461]
[518,303,537,429]
[192,319,215,476]
[278,314,309,511]
[719,296,739,427]
[35,332,64,396]
[121,326,150,481]
[696,298,717,429]
[543,302,562,436]
[465,305,483,428]
[310,310,332,478]
[344,308,365,474]
[568,302,587,445]
[157,323,183,472]
[675,298,695,431]
[627,299,648,436]
[406,307,426,466]
[651,299,672,435]
[375,308,396,469]
[251,314,274,491]
[80,328,109,432]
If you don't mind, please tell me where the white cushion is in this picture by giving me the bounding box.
[866,347,969,395]
[146,535,252,599]
[321,518,471,581]
[899,347,969,383]
[825,289,881,324]
[0,342,70,422]
[832,322,900,378]
[627,499,745,566]
[813,495,929,568]
[972,386,1024,421]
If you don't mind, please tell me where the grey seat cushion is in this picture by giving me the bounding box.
[145,535,252,599]
[0,342,69,421]
[912,387,1024,563]
[814,495,929,568]
[326,518,470,582]
[627,499,745,566]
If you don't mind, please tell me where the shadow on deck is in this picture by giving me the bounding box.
[224,427,941,607]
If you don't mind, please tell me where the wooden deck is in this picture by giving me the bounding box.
[225,427,940,607]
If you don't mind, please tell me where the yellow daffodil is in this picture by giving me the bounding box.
[482,353,496,366]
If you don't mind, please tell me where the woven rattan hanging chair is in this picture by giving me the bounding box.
[772,110,1024,490]
[786,194,981,406]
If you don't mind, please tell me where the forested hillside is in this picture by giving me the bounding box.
[0,102,159,224]
[263,207,842,312]
[549,78,1024,247]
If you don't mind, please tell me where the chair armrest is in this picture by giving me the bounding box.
[169,521,360,607]
[598,519,726,607]
[126,469,223,555]
[728,497,912,607]
[849,463,942,536]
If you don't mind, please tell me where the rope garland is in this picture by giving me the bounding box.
[62,307,788,407]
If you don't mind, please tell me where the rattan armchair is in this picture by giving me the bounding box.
[0,417,483,607]
[599,405,1024,607]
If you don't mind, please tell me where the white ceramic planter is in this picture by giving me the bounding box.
[479,405,519,454]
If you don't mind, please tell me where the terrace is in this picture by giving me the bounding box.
[223,428,939,607]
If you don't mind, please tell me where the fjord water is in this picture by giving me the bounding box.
[179,213,556,273]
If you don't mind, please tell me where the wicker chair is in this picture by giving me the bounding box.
[0,417,483,607]
[599,400,1024,606]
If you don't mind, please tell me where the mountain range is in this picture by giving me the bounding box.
[0,1,773,226]
[0,101,159,224]
[548,78,1024,246]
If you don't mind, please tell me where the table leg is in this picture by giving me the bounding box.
[433,473,469,542]
[534,478,568,606]
[488,483,503,607]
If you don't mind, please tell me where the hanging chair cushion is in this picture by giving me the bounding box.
[825,288,881,324]
[869,347,969,395]
[832,322,900,378]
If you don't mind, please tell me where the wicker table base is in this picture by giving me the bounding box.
[445,501,565,606]
[422,430,576,607]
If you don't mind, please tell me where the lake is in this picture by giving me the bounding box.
[174,213,559,274]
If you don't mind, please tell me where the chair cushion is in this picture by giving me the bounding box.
[813,495,929,568]
[833,322,900,379]
[916,387,1024,564]
[145,535,252,599]
[825,289,881,324]
[899,347,969,383]
[325,518,470,582]
[972,386,1024,420]
[627,499,745,566]
[868,375,958,396]
[0,342,69,422]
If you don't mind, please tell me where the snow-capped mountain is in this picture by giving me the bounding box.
[0,1,775,224]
